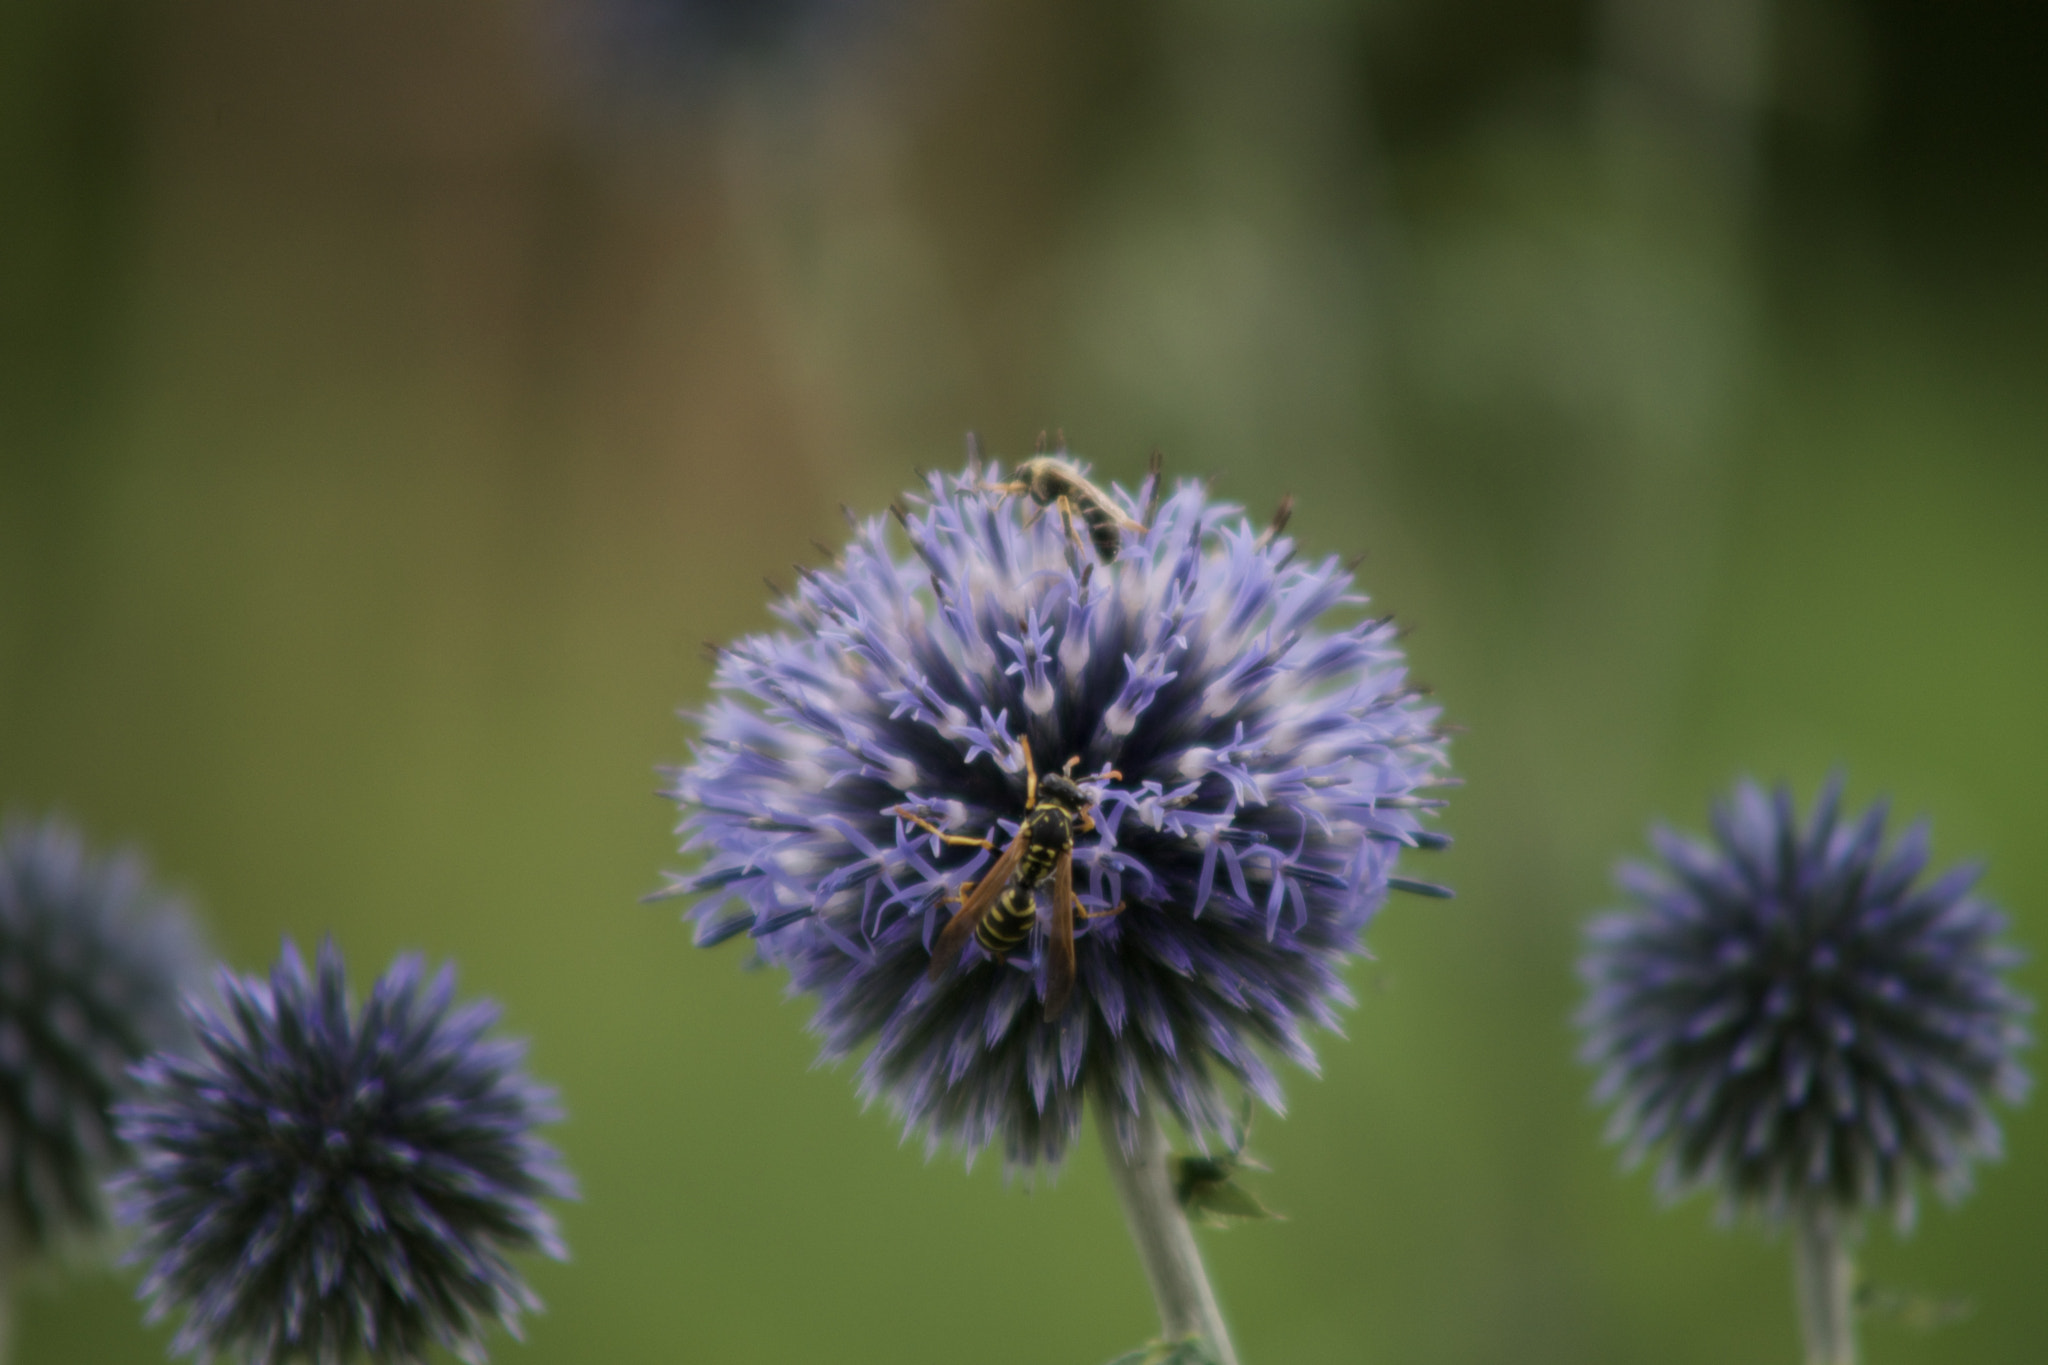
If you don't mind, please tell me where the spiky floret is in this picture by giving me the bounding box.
[1579,776,2031,1225]
[664,455,1451,1167]
[114,940,575,1364]
[0,814,206,1252]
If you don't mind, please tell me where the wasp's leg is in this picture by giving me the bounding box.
[1019,737,1038,810]
[890,807,998,851]
[1078,901,1126,921]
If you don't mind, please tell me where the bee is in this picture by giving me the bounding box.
[989,441,1149,564]
[893,740,1120,1019]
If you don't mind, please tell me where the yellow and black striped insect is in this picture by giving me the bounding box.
[893,741,1119,1019]
[990,450,1149,565]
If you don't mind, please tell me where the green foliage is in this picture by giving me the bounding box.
[1102,1335,1222,1365]
[1169,1120,1281,1229]
[1857,1282,1975,1333]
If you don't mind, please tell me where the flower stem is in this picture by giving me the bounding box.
[1791,1205,1856,1365]
[1096,1098,1241,1365]
[0,1243,13,1365]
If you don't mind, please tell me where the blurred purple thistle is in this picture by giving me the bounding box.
[114,940,576,1365]
[0,815,206,1258]
[1579,776,2031,1362]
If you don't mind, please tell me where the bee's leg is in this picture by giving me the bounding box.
[1054,495,1090,560]
[889,807,998,851]
[983,480,1029,518]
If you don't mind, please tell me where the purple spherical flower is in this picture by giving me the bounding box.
[0,814,206,1252]
[114,940,575,1365]
[664,453,1451,1166]
[1579,776,2031,1224]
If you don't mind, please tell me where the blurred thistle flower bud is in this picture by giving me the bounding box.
[0,814,207,1256]
[540,0,899,113]
[664,451,1452,1168]
[1580,775,2032,1226]
[114,940,576,1365]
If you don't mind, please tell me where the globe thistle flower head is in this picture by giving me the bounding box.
[1579,776,2031,1226]
[541,0,900,115]
[0,813,207,1253]
[114,940,575,1365]
[666,452,1451,1168]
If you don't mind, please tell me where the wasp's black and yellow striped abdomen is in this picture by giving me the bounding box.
[910,758,1110,1020]
[973,801,1077,957]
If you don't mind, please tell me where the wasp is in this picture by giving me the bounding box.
[893,740,1120,1019]
[989,447,1149,564]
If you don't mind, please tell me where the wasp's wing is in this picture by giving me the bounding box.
[927,832,1027,981]
[1043,849,1077,1018]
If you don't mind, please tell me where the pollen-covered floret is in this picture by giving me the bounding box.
[665,454,1451,1166]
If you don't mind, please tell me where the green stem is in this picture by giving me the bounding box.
[0,1244,13,1365]
[1096,1097,1240,1365]
[1791,1205,1856,1365]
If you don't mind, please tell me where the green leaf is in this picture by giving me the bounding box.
[1182,1176,1279,1227]
[1856,1281,1974,1331]
[1169,1114,1281,1228]
[1101,1335,1223,1365]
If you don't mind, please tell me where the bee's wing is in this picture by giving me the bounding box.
[927,832,1026,981]
[1043,849,1077,1019]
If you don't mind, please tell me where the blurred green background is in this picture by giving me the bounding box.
[2,0,2042,1362]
